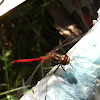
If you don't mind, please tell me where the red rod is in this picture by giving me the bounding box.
[12,56,44,63]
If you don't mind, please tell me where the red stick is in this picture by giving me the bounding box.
[12,56,44,63]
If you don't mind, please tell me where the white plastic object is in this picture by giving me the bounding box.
[0,0,26,16]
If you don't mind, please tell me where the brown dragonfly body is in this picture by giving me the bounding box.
[48,52,70,65]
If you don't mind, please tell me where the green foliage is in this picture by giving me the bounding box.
[0,0,64,99]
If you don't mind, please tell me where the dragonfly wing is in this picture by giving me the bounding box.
[50,33,86,53]
[15,56,47,98]
[24,58,46,86]
[60,33,86,50]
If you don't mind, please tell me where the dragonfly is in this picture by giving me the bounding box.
[12,33,86,98]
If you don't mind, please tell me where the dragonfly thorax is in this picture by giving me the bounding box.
[51,53,70,65]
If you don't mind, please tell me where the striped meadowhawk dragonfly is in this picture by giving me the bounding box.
[12,33,86,98]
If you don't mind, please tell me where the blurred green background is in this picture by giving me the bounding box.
[0,0,65,99]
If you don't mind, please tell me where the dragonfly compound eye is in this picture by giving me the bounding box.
[61,54,70,65]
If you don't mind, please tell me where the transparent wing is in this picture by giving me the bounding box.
[16,56,48,98]
[50,33,86,53]
[16,33,86,98]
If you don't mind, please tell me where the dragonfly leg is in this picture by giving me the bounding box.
[61,65,66,71]
[54,64,66,74]
[54,64,60,74]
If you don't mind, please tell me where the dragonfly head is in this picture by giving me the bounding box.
[61,54,70,65]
